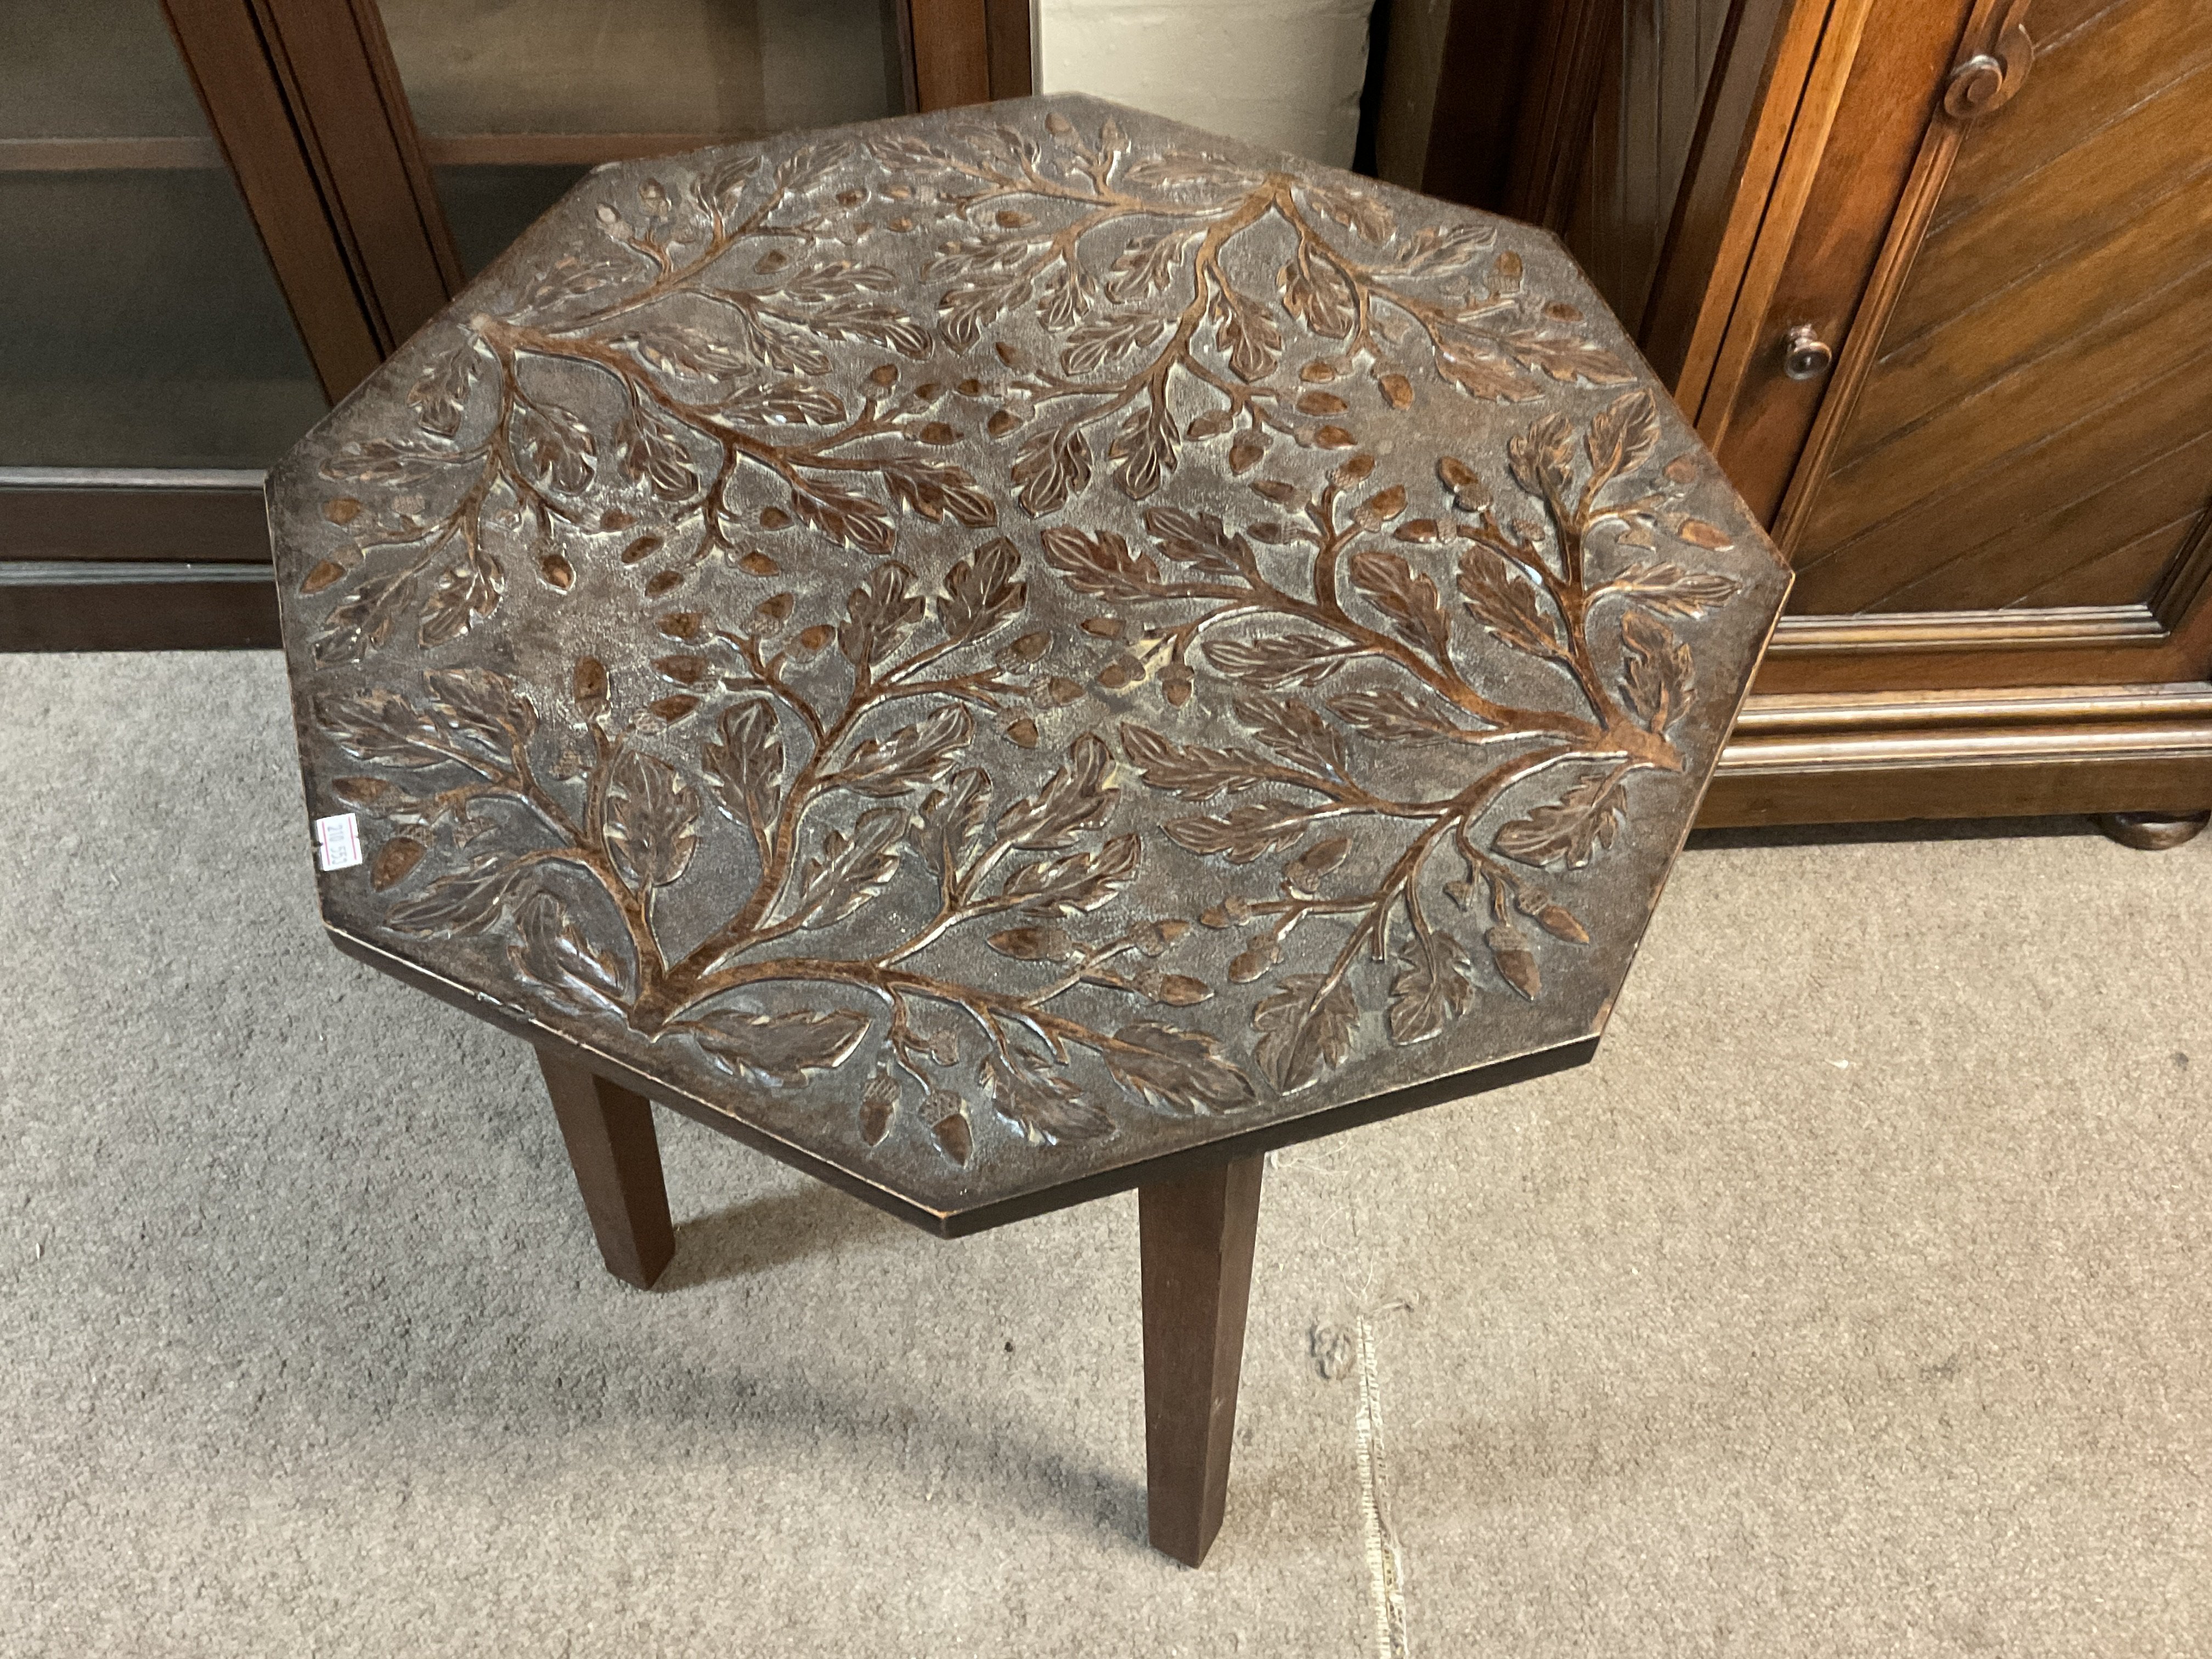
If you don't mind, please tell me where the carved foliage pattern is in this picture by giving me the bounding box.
[293,106,1753,1172]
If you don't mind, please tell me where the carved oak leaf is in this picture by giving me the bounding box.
[882,461,997,528]
[1039,526,1161,600]
[839,563,924,670]
[1104,226,1199,302]
[994,732,1117,850]
[1010,425,1094,516]
[1163,799,1317,863]
[509,889,629,1014]
[610,407,695,504]
[792,479,898,556]
[314,569,418,665]
[984,1052,1114,1144]
[921,766,992,878]
[622,323,755,379]
[509,249,637,319]
[317,687,449,769]
[603,751,699,890]
[1120,723,1282,800]
[419,539,503,647]
[802,297,930,357]
[692,1005,870,1085]
[1036,262,1091,330]
[386,855,524,937]
[1328,685,1466,742]
[838,703,973,797]
[1493,768,1628,870]
[721,380,847,426]
[795,805,911,927]
[1504,327,1635,387]
[1233,692,1347,779]
[938,537,1026,645]
[1348,550,1453,661]
[1508,411,1578,505]
[1457,544,1561,658]
[703,699,782,852]
[1203,631,1348,690]
[1142,505,1249,575]
[1584,389,1660,492]
[1606,560,1742,617]
[1387,929,1473,1044]
[696,151,761,219]
[1212,288,1283,382]
[1305,182,1395,244]
[1252,974,1359,1093]
[1432,332,1541,403]
[1109,403,1180,499]
[424,667,534,751]
[939,271,1034,349]
[1379,222,1494,278]
[1062,311,1167,375]
[510,400,597,494]
[408,343,478,439]
[1279,255,1356,341]
[1000,831,1142,916]
[320,435,450,488]
[727,309,832,376]
[1618,608,1694,734]
[1108,1022,1256,1114]
[777,259,896,304]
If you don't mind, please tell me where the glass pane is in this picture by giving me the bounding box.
[378,0,903,275]
[0,0,328,468]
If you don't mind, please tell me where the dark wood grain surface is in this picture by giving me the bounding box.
[267,96,1787,1229]
[1140,1153,1265,1567]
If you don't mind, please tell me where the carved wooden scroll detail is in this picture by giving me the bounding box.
[1945,0,2035,120]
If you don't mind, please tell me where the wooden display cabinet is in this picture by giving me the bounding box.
[0,0,1029,650]
[1378,0,2212,834]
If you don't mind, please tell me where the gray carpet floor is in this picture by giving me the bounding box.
[2,650,2207,1657]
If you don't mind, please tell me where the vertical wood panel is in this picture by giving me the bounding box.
[911,0,994,109]
[161,0,385,399]
[1788,0,2212,612]
[1562,0,1739,329]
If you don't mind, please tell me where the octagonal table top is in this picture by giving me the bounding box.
[267,94,1790,1233]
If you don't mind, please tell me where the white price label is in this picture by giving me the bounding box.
[313,811,364,871]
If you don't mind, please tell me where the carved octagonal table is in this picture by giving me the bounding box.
[267,95,1789,1567]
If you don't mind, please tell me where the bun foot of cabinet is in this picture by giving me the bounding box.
[2092,810,2211,852]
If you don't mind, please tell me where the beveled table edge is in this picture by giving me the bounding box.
[328,921,1599,1237]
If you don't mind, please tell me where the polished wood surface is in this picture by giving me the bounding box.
[270,96,1787,1229]
[1562,0,1737,331]
[1140,1154,1265,1568]
[537,1047,675,1290]
[1790,0,2212,614]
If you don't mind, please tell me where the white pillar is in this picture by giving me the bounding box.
[1035,0,1378,169]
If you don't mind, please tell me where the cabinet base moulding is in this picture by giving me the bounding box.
[1701,683,2212,826]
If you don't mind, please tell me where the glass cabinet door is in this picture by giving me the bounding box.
[0,0,327,469]
[375,0,906,274]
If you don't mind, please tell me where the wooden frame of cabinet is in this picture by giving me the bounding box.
[0,0,1029,652]
[1412,0,2212,828]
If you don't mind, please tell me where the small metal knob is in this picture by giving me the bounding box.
[1782,325,1833,381]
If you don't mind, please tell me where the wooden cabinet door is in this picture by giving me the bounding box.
[1679,0,2212,823]
[1,0,1025,652]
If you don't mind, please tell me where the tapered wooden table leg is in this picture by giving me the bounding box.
[1139,1153,1265,1567]
[535,1047,675,1289]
